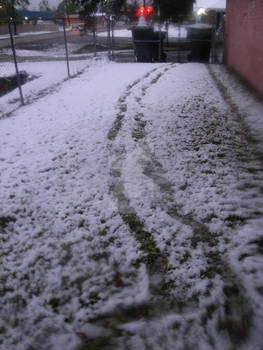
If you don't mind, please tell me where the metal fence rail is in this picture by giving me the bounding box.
[0,17,106,109]
[0,16,225,111]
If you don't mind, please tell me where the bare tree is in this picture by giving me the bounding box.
[39,0,51,12]
[1,0,30,34]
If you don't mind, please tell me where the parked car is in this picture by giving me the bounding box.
[69,22,85,34]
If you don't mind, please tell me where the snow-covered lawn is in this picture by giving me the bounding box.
[0,59,92,117]
[0,31,61,41]
[0,58,263,350]
[98,24,188,39]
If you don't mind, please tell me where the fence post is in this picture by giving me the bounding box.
[63,18,71,78]
[158,21,161,62]
[111,17,115,59]
[8,19,24,105]
[107,15,112,60]
[178,22,181,63]
[210,13,217,64]
[93,24,97,57]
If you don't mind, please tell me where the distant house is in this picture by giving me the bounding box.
[16,10,52,21]
[65,13,107,31]
[65,14,84,28]
[194,0,226,26]
[225,0,263,97]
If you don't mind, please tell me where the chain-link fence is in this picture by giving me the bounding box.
[0,14,225,115]
[0,16,112,114]
[162,14,225,64]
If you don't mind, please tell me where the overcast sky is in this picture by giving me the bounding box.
[195,0,226,8]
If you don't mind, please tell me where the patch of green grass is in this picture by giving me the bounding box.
[200,250,224,279]
[9,294,27,312]
[224,215,246,228]
[151,73,162,85]
[118,96,125,103]
[0,325,6,334]
[256,287,263,296]
[166,204,181,218]
[172,321,181,330]
[89,252,109,261]
[223,284,239,298]
[99,227,109,236]
[0,216,16,230]
[203,213,218,223]
[217,153,226,158]
[108,236,117,244]
[141,86,147,96]
[76,336,112,350]
[202,169,215,175]
[128,79,140,89]
[115,304,151,323]
[179,183,188,191]
[49,297,60,312]
[121,213,168,272]
[159,182,173,193]
[132,126,145,140]
[107,113,125,141]
[217,280,253,346]
[60,243,73,266]
[249,236,263,254]
[155,279,175,297]
[238,253,251,261]
[224,66,263,103]
[78,219,85,228]
[88,292,100,304]
[101,241,110,249]
[206,304,217,320]
[71,275,90,294]
[179,250,191,264]
[204,281,214,297]
[200,265,222,279]
[61,276,69,288]
[191,225,216,248]
[217,312,252,346]
[119,104,127,113]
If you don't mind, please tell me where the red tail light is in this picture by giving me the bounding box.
[136,6,154,18]
[136,6,146,17]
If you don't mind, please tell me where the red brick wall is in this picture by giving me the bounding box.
[226,0,263,96]
[0,24,59,35]
[200,10,217,25]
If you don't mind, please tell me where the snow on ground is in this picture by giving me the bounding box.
[97,29,132,38]
[0,58,92,116]
[0,58,263,350]
[1,42,91,58]
[209,64,263,152]
[0,31,60,41]
[98,25,187,39]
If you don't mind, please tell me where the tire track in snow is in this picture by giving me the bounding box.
[108,64,174,278]
[107,66,162,142]
[132,84,253,349]
[104,63,254,349]
[105,64,208,348]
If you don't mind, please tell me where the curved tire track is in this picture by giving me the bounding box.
[87,64,255,350]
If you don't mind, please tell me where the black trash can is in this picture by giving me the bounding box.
[132,26,166,62]
[186,24,212,62]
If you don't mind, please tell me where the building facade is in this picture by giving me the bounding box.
[225,0,263,96]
